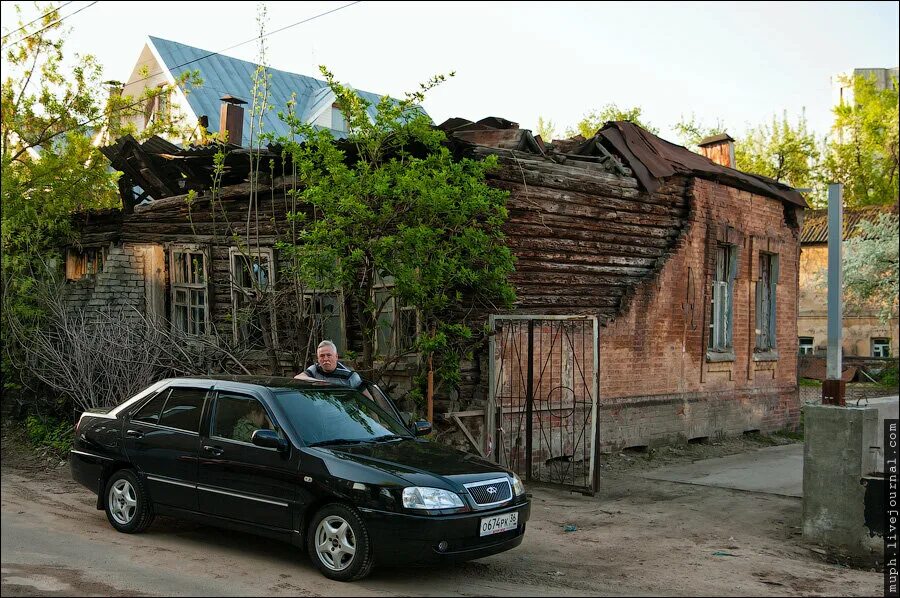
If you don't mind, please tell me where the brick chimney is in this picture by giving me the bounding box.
[219,95,247,146]
[698,133,735,169]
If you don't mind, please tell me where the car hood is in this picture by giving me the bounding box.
[316,438,509,489]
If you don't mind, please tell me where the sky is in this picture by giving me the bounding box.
[2,0,898,143]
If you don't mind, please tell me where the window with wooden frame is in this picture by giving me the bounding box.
[169,245,209,336]
[798,337,814,356]
[708,244,737,355]
[374,276,419,357]
[65,246,106,281]
[331,102,347,132]
[755,252,779,353]
[144,84,170,127]
[229,247,275,349]
[302,291,345,350]
[872,338,891,358]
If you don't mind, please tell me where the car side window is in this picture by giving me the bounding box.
[131,390,171,425]
[157,387,207,433]
[213,394,274,444]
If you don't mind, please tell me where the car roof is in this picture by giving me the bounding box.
[177,375,353,393]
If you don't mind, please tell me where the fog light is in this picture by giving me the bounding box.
[437,540,449,552]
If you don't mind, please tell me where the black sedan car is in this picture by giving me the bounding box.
[70,376,530,581]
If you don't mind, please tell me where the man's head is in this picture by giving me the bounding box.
[316,340,339,373]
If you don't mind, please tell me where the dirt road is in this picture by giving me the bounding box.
[0,436,880,596]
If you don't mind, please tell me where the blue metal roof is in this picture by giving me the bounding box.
[149,36,403,147]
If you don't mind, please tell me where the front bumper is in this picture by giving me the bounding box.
[360,499,530,565]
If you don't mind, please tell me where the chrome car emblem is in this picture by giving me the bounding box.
[486,486,497,495]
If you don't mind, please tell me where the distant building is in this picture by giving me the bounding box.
[831,67,899,107]
[103,36,398,147]
[798,203,899,359]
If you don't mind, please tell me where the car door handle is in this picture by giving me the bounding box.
[125,429,143,439]
[203,445,224,456]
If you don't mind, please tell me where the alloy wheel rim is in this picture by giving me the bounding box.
[315,515,356,571]
[109,479,137,525]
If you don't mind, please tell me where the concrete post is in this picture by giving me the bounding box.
[823,184,846,405]
[803,404,881,564]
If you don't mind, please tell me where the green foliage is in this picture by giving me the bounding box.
[1,4,121,398]
[275,67,515,399]
[25,414,73,456]
[798,377,822,387]
[672,114,729,151]
[566,103,659,138]
[824,73,899,207]
[734,110,822,201]
[842,213,899,321]
[880,364,899,389]
[535,116,557,142]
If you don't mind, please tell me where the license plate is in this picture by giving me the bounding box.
[479,511,518,537]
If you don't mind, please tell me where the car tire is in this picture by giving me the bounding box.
[104,469,154,534]
[307,503,374,581]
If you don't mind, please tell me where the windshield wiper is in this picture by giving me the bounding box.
[370,434,409,443]
[308,438,366,447]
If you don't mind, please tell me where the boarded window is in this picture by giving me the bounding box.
[170,246,208,336]
[65,247,105,281]
[755,253,779,352]
[872,338,891,358]
[798,337,814,356]
[229,248,275,349]
[708,245,736,352]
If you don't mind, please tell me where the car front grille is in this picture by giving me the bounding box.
[465,478,512,506]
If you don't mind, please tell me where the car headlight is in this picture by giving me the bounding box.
[510,473,526,496]
[402,487,465,510]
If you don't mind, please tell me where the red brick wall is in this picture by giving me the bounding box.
[598,179,802,450]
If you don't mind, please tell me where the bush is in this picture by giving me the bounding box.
[25,415,73,457]
[880,364,899,389]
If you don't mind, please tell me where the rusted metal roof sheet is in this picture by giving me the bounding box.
[801,203,899,244]
[597,121,807,208]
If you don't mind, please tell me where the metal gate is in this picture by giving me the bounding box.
[487,315,599,494]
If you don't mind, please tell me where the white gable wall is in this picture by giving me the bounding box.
[120,42,198,144]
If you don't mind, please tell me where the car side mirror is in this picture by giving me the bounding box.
[412,420,432,437]
[252,429,288,452]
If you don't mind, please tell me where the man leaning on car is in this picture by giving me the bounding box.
[295,340,363,390]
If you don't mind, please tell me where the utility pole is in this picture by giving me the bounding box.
[822,183,845,406]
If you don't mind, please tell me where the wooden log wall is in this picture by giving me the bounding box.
[472,146,692,320]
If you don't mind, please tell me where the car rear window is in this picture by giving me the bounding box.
[131,390,170,425]
[157,388,207,433]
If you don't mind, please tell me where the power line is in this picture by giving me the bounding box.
[1,0,75,42]
[2,1,99,50]
[13,1,364,151]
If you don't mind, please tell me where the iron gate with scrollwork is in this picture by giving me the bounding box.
[487,315,599,494]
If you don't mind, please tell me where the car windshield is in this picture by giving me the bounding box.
[274,387,412,446]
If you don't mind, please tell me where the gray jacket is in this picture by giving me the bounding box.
[303,361,363,390]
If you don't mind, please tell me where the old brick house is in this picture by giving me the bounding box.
[65,115,806,492]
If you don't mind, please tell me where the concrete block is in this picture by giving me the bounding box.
[802,404,882,564]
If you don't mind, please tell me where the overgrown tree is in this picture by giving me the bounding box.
[672,113,728,151]
[535,115,557,142]
[1,4,121,402]
[276,68,516,404]
[824,73,899,207]
[566,103,658,138]
[734,110,821,194]
[843,213,899,321]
